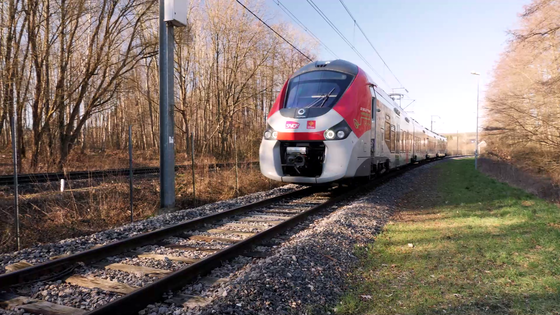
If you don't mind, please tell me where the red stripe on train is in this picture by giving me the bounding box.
[276,132,325,141]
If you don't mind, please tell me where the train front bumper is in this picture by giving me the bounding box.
[259,134,357,184]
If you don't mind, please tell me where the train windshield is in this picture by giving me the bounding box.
[284,71,353,109]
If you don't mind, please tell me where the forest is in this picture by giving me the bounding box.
[484,0,560,183]
[0,0,316,173]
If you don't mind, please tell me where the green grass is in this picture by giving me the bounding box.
[337,159,560,315]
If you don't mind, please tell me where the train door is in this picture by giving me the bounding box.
[370,86,377,158]
[396,124,401,166]
[412,123,416,160]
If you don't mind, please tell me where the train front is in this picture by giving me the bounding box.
[259,59,372,185]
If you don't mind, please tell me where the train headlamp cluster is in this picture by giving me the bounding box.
[324,120,351,140]
[264,121,351,141]
[263,125,278,140]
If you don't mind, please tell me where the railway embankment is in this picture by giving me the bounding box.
[141,160,447,315]
[0,159,447,315]
[0,185,299,271]
[337,158,560,315]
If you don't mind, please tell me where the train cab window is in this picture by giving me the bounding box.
[284,71,354,109]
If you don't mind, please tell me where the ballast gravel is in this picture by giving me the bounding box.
[0,160,448,315]
[139,160,447,315]
[0,185,301,273]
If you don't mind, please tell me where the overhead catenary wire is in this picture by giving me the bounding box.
[272,0,339,59]
[338,0,408,93]
[235,0,313,62]
[306,0,391,89]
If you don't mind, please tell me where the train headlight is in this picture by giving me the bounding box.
[336,130,346,139]
[324,120,352,140]
[263,124,278,140]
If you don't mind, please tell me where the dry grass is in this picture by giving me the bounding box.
[0,165,281,253]
[0,147,252,175]
[479,156,560,203]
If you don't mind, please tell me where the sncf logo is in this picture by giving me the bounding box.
[285,121,300,129]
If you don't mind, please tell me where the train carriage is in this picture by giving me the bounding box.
[259,59,446,185]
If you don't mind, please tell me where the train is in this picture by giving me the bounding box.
[259,59,447,185]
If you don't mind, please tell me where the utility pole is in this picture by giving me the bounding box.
[430,115,440,132]
[159,1,187,209]
[471,71,480,169]
[456,130,459,155]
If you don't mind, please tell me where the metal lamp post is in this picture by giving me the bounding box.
[470,71,480,170]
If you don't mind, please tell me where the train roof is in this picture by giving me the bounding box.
[291,60,359,78]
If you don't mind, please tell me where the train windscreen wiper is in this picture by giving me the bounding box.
[319,87,336,107]
[305,87,336,108]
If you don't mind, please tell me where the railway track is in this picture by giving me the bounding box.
[0,162,258,186]
[0,158,439,315]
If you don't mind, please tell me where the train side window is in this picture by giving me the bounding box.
[407,132,410,152]
[396,126,400,153]
[390,125,396,152]
[408,133,412,152]
[384,120,391,149]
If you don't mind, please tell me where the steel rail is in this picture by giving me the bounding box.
[0,162,259,186]
[0,187,314,289]
[85,186,354,315]
[1,157,444,315]
[85,159,438,315]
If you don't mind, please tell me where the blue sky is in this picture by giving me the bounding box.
[265,0,529,133]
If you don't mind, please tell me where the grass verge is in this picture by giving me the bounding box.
[337,159,560,315]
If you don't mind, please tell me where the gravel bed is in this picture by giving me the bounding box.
[23,280,121,311]
[138,160,447,315]
[160,237,226,252]
[118,256,187,271]
[244,211,292,218]
[139,244,214,260]
[0,161,448,315]
[0,185,301,273]
[84,266,163,288]
[220,223,269,233]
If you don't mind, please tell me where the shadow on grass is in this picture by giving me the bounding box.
[337,159,560,315]
[414,292,560,315]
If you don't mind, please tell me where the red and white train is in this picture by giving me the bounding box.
[259,59,447,185]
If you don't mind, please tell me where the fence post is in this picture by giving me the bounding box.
[129,125,134,223]
[234,133,239,198]
[11,119,20,251]
[191,133,196,204]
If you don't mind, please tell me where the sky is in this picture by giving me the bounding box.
[265,0,530,134]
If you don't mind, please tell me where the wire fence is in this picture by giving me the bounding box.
[0,124,265,253]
